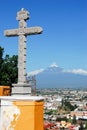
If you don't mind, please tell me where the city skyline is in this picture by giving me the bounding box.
[0,0,87,73]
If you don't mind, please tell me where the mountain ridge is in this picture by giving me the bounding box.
[28,66,87,88]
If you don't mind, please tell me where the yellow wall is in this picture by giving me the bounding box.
[10,101,44,130]
[0,86,10,96]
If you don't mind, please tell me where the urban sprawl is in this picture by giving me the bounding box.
[37,88,87,130]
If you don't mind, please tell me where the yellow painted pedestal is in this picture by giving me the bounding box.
[0,96,44,130]
[0,86,11,96]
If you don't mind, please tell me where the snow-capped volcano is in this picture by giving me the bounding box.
[28,64,87,89]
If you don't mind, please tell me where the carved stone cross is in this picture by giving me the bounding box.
[4,8,43,95]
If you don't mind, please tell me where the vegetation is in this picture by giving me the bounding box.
[0,46,18,86]
[45,109,57,115]
[72,114,77,124]
[56,116,67,122]
[57,99,77,116]
[79,122,84,130]
[85,122,87,129]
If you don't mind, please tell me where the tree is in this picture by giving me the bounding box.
[64,100,76,111]
[0,46,18,86]
[56,116,67,122]
[72,114,77,124]
[85,122,87,129]
[0,46,4,80]
[79,122,84,130]
[0,46,4,64]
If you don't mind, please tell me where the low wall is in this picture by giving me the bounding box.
[0,96,44,130]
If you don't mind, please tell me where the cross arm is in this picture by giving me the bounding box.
[4,29,18,37]
[25,27,43,35]
[4,27,43,37]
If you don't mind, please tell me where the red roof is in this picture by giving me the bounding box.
[44,121,50,129]
[44,121,60,130]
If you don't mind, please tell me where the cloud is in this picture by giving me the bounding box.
[27,62,87,76]
[63,69,87,75]
[49,62,58,67]
[28,68,44,76]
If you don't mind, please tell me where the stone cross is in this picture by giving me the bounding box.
[4,8,43,86]
[4,9,42,83]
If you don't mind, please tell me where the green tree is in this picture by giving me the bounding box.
[72,114,77,124]
[0,46,18,86]
[68,116,72,123]
[85,122,87,129]
[79,122,84,130]
[0,46,4,63]
[64,100,76,111]
[0,46,4,80]
[56,116,67,122]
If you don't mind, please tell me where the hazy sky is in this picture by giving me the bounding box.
[0,0,87,73]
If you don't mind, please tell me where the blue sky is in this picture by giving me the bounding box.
[0,0,87,73]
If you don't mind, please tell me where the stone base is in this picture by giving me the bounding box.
[11,83,31,95]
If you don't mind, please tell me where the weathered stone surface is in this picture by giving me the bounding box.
[16,8,29,21]
[4,27,43,36]
[4,29,18,36]
[4,8,43,95]
[12,84,31,95]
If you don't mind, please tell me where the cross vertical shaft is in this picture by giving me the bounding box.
[17,9,29,84]
[18,35,27,84]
